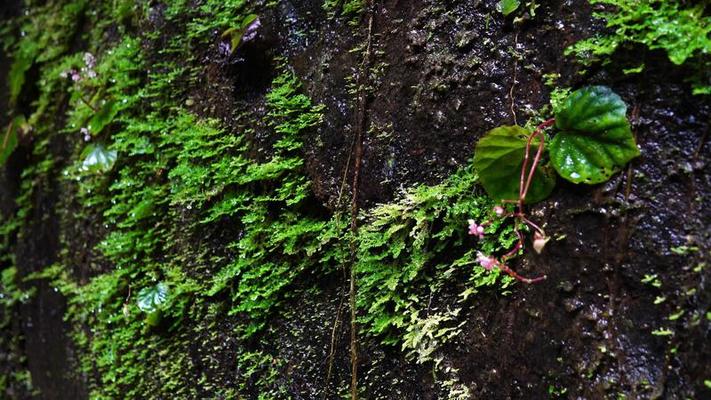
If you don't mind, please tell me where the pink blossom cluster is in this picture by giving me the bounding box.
[465,204,548,283]
[59,52,97,82]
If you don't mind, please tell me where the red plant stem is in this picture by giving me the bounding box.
[519,215,545,236]
[521,135,544,200]
[497,261,547,284]
[495,118,555,284]
[502,229,524,262]
[519,118,555,206]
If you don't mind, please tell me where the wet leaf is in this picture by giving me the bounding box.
[474,125,556,204]
[551,86,640,184]
[81,143,117,173]
[137,282,168,314]
[496,0,520,16]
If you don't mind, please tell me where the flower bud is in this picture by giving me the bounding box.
[533,232,550,254]
[494,206,505,217]
[468,219,485,239]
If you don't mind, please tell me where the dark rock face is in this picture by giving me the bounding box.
[1,0,709,399]
[274,3,711,395]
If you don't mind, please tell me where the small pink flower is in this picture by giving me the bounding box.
[467,219,485,239]
[84,52,96,69]
[477,252,497,271]
[494,206,505,217]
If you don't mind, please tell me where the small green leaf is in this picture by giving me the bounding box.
[651,328,673,336]
[128,196,155,222]
[136,282,168,314]
[474,125,556,204]
[222,14,259,52]
[496,0,520,16]
[551,86,640,184]
[0,116,26,165]
[88,100,119,135]
[81,144,117,173]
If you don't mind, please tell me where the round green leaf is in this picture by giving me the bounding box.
[474,125,556,204]
[81,143,117,173]
[88,100,119,135]
[136,282,168,314]
[551,86,640,184]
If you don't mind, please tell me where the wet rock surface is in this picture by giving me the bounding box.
[221,1,710,398]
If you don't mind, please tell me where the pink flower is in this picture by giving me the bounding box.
[467,219,485,239]
[494,206,505,217]
[84,52,96,69]
[477,252,497,271]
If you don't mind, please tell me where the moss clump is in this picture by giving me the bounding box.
[0,267,36,397]
[356,166,515,343]
[568,0,711,94]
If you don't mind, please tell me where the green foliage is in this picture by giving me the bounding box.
[356,166,515,343]
[81,143,117,173]
[474,125,556,203]
[221,14,259,52]
[6,0,89,104]
[568,0,711,94]
[0,267,35,397]
[88,100,120,135]
[497,0,521,16]
[184,0,250,43]
[136,282,168,326]
[7,42,37,105]
[193,67,329,336]
[0,116,26,166]
[551,86,640,184]
[323,0,365,18]
[137,282,169,313]
[474,86,638,204]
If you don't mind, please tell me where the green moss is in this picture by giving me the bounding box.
[0,267,36,397]
[356,164,515,344]
[568,0,711,94]
[324,0,366,22]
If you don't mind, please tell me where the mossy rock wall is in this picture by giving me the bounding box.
[0,1,709,399]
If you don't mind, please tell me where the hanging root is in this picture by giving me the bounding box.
[347,2,375,399]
